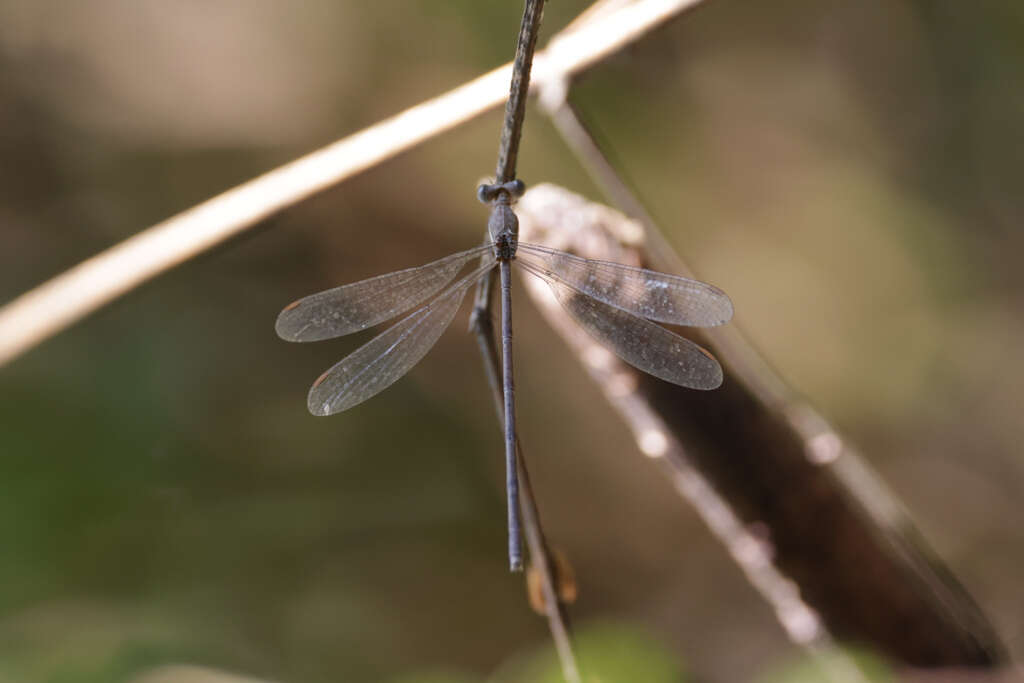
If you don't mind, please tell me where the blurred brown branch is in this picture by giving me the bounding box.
[516,184,1007,669]
[0,0,706,367]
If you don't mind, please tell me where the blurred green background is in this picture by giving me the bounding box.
[1,1,1022,681]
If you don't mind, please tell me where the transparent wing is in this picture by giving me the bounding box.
[517,242,732,327]
[307,263,496,416]
[521,261,723,390]
[277,244,493,342]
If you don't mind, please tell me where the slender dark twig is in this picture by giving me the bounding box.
[472,294,581,683]
[468,2,578,678]
[473,0,547,573]
[495,0,545,183]
[515,456,578,683]
[492,0,545,573]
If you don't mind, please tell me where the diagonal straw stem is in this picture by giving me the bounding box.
[0,0,708,367]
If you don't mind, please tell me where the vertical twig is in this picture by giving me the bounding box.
[472,299,581,683]
[469,2,581,681]
[473,0,546,572]
[494,0,546,183]
[482,0,547,576]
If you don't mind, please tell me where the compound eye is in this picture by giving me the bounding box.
[477,184,496,203]
[508,179,526,197]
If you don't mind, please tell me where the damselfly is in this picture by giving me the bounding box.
[276,181,733,569]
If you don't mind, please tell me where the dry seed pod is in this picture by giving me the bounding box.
[526,548,578,615]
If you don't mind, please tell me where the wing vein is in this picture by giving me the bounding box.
[520,260,723,390]
[307,261,496,415]
[517,242,732,327]
[277,243,492,342]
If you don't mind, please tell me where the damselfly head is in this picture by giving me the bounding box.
[477,179,526,204]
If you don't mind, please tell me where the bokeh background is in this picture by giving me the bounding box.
[1,1,1022,681]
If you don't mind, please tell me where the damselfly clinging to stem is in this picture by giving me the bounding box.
[275,179,733,570]
[276,0,730,574]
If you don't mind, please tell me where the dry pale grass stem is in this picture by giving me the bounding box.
[0,0,707,367]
